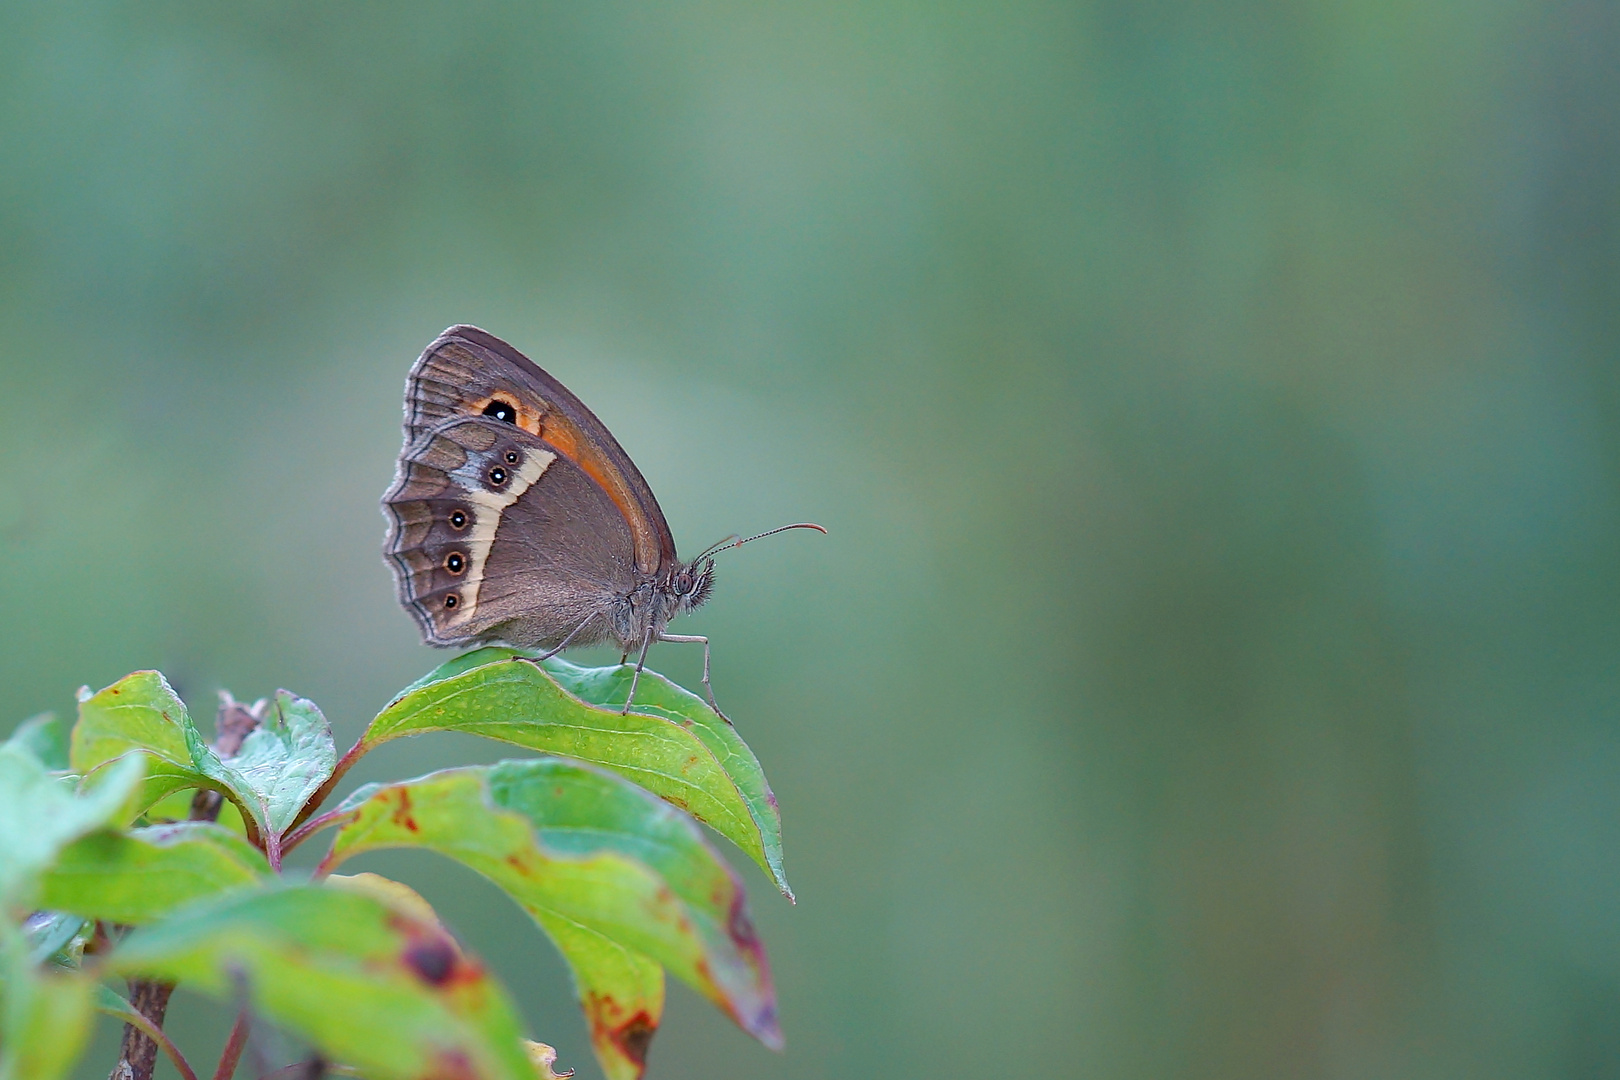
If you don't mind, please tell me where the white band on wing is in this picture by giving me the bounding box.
[449,446,556,623]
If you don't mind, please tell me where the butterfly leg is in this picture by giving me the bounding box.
[523,614,594,666]
[658,633,728,720]
[622,631,654,714]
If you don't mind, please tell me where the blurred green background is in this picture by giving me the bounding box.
[4,1,1619,1077]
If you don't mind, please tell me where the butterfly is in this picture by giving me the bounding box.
[381,325,822,714]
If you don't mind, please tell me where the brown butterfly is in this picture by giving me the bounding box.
[381,325,822,713]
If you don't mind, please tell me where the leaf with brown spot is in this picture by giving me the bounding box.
[108,883,537,1080]
[321,759,780,1078]
[535,913,661,1080]
[70,672,230,822]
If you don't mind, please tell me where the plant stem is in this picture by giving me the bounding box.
[112,1002,199,1080]
[110,980,177,1080]
[252,1059,326,1079]
[110,696,261,1080]
[212,1010,251,1080]
[283,736,370,835]
[280,807,354,856]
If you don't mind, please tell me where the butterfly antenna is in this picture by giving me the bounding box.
[697,522,826,562]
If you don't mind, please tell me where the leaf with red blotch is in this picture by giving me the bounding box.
[534,913,660,1080]
[108,883,537,1080]
[319,758,781,1077]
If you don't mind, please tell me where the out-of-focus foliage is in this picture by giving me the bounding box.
[4,656,787,1080]
[109,885,540,1080]
[3,1,1618,1078]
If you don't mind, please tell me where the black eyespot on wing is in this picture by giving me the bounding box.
[443,593,459,609]
[448,509,468,530]
[483,400,517,424]
[488,466,508,486]
[444,551,466,574]
[504,450,519,464]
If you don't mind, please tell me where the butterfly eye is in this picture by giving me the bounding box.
[483,400,518,424]
[504,450,519,464]
[443,593,459,610]
[448,509,468,530]
[444,552,466,574]
[488,466,508,486]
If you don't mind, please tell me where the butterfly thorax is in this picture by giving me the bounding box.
[610,557,715,650]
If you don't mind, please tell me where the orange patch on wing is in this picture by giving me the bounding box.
[468,393,660,573]
[531,413,662,574]
[470,394,545,438]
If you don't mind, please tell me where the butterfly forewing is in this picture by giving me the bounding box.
[400,326,677,578]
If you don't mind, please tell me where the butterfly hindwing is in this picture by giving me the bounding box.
[382,415,639,648]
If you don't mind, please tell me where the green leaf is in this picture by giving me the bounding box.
[0,743,143,909]
[71,671,194,771]
[0,926,94,1080]
[22,912,85,968]
[537,913,662,1080]
[72,674,335,847]
[70,672,220,820]
[189,690,335,843]
[93,982,141,1021]
[544,656,790,899]
[369,648,791,898]
[6,713,69,772]
[323,759,780,1056]
[39,822,268,925]
[109,883,536,1080]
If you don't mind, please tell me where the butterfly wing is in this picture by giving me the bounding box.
[399,325,677,578]
[383,415,640,649]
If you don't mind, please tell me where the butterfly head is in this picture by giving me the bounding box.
[672,557,716,613]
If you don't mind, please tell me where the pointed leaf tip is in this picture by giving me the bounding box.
[322,760,781,1073]
[372,650,792,897]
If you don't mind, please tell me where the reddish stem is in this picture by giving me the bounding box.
[280,807,355,857]
[213,1010,251,1080]
[283,737,371,835]
[312,846,342,881]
